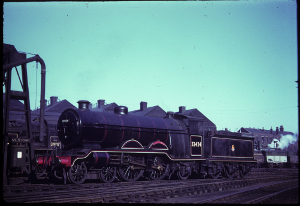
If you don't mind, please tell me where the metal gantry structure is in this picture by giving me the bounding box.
[2,44,46,184]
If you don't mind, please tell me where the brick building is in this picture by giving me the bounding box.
[237,126,297,152]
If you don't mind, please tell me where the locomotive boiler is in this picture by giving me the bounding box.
[36,100,256,184]
[57,101,188,158]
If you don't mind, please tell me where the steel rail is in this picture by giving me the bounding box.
[4,175,297,203]
[245,185,299,204]
[192,179,297,204]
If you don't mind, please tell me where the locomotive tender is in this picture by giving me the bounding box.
[36,100,256,184]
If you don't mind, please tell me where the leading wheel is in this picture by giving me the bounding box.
[117,165,144,182]
[99,167,116,183]
[68,161,87,184]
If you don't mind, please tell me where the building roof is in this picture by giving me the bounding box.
[129,105,166,118]
[238,127,267,134]
[4,93,76,125]
[263,129,294,136]
[238,127,295,136]
[31,99,76,124]
[32,99,76,114]
[45,99,76,113]
[3,93,31,121]
[3,94,29,112]
[91,102,118,113]
[175,108,216,127]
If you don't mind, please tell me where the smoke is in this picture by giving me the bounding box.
[268,134,298,150]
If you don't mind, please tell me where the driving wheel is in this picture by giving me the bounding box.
[147,157,169,180]
[117,165,144,182]
[99,167,117,183]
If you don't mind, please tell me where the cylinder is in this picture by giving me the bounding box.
[93,152,110,167]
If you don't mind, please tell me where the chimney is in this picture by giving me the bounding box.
[179,106,186,113]
[50,96,58,106]
[270,127,273,134]
[44,99,47,107]
[77,100,90,111]
[280,125,284,132]
[262,127,264,131]
[274,140,278,149]
[140,101,147,111]
[276,127,279,135]
[97,99,105,108]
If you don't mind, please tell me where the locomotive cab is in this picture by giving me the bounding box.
[173,113,217,159]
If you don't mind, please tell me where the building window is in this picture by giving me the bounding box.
[261,136,264,142]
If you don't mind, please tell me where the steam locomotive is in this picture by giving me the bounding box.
[35,100,256,184]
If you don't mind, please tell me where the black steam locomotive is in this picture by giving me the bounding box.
[36,100,256,184]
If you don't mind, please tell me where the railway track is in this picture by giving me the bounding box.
[192,179,298,204]
[249,167,298,175]
[3,178,219,203]
[3,169,298,203]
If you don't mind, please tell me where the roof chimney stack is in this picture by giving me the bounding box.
[97,99,105,108]
[179,106,186,113]
[280,125,284,132]
[140,101,147,111]
[276,127,279,135]
[270,127,273,134]
[50,96,58,106]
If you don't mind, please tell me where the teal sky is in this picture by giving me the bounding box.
[3,1,298,134]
